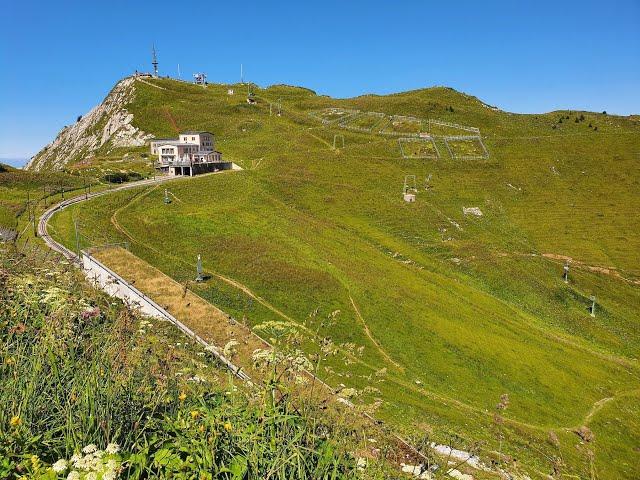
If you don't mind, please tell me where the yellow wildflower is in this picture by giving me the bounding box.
[31,455,40,470]
[224,422,232,432]
[10,416,21,427]
[190,410,200,419]
[179,391,187,402]
[198,425,205,433]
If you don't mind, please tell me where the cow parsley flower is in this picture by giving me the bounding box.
[103,472,117,480]
[82,444,97,454]
[52,459,68,472]
[105,442,120,454]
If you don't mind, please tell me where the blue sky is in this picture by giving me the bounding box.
[1,0,639,165]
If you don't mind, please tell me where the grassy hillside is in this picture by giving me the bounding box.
[0,168,91,229]
[47,78,640,478]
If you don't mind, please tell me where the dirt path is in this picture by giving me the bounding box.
[571,388,640,428]
[135,77,167,90]
[305,130,333,149]
[541,252,640,285]
[162,106,180,133]
[349,295,403,370]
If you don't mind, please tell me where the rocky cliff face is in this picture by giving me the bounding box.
[26,77,152,171]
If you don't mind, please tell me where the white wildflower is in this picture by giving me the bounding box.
[82,444,97,454]
[103,472,117,480]
[223,340,239,358]
[70,453,81,464]
[67,472,80,480]
[52,459,68,472]
[105,442,120,454]
[86,472,97,480]
[339,387,358,398]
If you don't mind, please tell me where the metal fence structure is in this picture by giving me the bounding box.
[428,119,480,134]
[338,111,386,133]
[443,135,490,160]
[398,137,441,159]
[307,108,359,125]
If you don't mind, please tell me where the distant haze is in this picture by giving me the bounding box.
[0,158,27,168]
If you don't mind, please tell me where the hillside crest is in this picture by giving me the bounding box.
[26,77,151,171]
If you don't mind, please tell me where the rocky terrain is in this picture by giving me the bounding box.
[26,77,151,171]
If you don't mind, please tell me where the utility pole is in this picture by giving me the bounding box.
[74,218,81,259]
[563,261,569,283]
[195,254,204,282]
[177,63,181,79]
[26,192,32,235]
[27,192,37,238]
[240,63,243,84]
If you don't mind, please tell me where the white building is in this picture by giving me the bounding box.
[151,131,227,176]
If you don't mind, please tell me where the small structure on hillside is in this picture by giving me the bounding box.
[151,131,232,176]
[227,88,234,95]
[193,73,207,85]
[403,175,417,202]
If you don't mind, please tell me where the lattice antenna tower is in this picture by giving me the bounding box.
[152,45,159,77]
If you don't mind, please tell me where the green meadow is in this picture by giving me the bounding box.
[48,78,640,478]
[0,164,89,229]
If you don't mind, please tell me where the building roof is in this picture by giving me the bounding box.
[158,141,199,147]
[181,131,214,135]
[150,137,178,143]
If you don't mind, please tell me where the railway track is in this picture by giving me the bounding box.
[38,176,187,261]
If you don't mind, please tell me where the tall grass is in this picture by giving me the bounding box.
[0,245,384,479]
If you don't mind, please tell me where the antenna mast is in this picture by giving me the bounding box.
[240,63,243,83]
[152,45,159,77]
